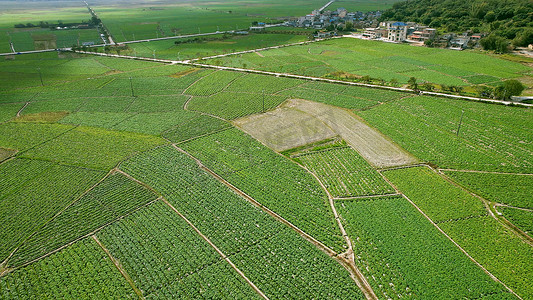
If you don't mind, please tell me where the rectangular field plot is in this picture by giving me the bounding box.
[0,122,74,152]
[20,126,166,170]
[96,201,259,299]
[119,146,364,298]
[500,207,533,237]
[163,114,231,143]
[0,162,104,263]
[7,172,158,268]
[439,216,533,299]
[0,238,135,299]
[295,147,395,198]
[384,167,487,222]
[359,96,533,173]
[385,167,533,298]
[179,128,344,252]
[336,196,512,299]
[184,70,243,96]
[443,171,533,209]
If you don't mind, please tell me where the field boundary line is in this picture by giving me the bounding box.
[92,235,144,299]
[0,167,114,272]
[494,204,533,213]
[160,197,269,300]
[333,193,402,201]
[172,126,233,145]
[291,145,351,158]
[399,193,522,299]
[16,102,30,117]
[173,144,378,300]
[439,169,533,176]
[72,49,533,108]
[290,159,379,300]
[0,196,160,276]
[434,167,533,247]
[380,166,522,299]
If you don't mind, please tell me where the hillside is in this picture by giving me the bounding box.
[381,0,533,45]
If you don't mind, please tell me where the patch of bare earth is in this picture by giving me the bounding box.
[233,101,336,152]
[235,99,418,168]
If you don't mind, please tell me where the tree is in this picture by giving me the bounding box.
[512,28,533,47]
[424,38,435,47]
[390,78,399,87]
[344,22,353,31]
[475,85,493,98]
[422,82,434,91]
[480,35,510,53]
[408,77,418,90]
[494,79,525,100]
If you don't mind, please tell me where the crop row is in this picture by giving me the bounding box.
[119,145,362,298]
[0,160,104,262]
[8,172,158,268]
[180,128,345,252]
[336,196,513,299]
[296,147,395,197]
[0,238,135,299]
[385,167,533,298]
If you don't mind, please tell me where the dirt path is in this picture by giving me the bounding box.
[92,235,144,299]
[292,160,379,300]
[173,144,378,300]
[161,198,269,300]
[16,102,30,117]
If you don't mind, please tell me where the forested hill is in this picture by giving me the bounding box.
[380,0,533,45]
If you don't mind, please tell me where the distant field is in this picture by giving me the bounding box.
[94,0,400,42]
[0,5,99,52]
[204,38,532,87]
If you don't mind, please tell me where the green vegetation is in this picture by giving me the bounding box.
[295,147,395,198]
[500,207,533,237]
[384,167,487,221]
[163,114,231,143]
[97,201,259,298]
[336,196,511,299]
[443,171,533,209]
[0,160,104,262]
[381,0,533,49]
[0,122,73,152]
[20,126,166,170]
[8,172,158,268]
[204,38,531,88]
[385,167,533,298]
[128,33,308,60]
[359,96,533,173]
[0,238,136,299]
[119,146,363,298]
[179,128,345,252]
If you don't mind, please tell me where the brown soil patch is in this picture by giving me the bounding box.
[170,68,200,78]
[13,111,68,123]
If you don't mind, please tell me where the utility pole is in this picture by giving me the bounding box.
[456,109,464,136]
[153,49,156,59]
[129,77,135,97]
[37,67,43,86]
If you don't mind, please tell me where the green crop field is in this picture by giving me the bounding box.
[205,38,532,88]
[0,1,531,298]
[295,147,395,197]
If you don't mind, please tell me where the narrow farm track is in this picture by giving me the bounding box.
[16,102,30,117]
[160,198,269,300]
[72,48,533,108]
[291,160,379,300]
[0,196,161,276]
[91,235,144,299]
[172,144,378,300]
[380,166,523,299]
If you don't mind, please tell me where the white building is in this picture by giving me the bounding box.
[387,22,407,42]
